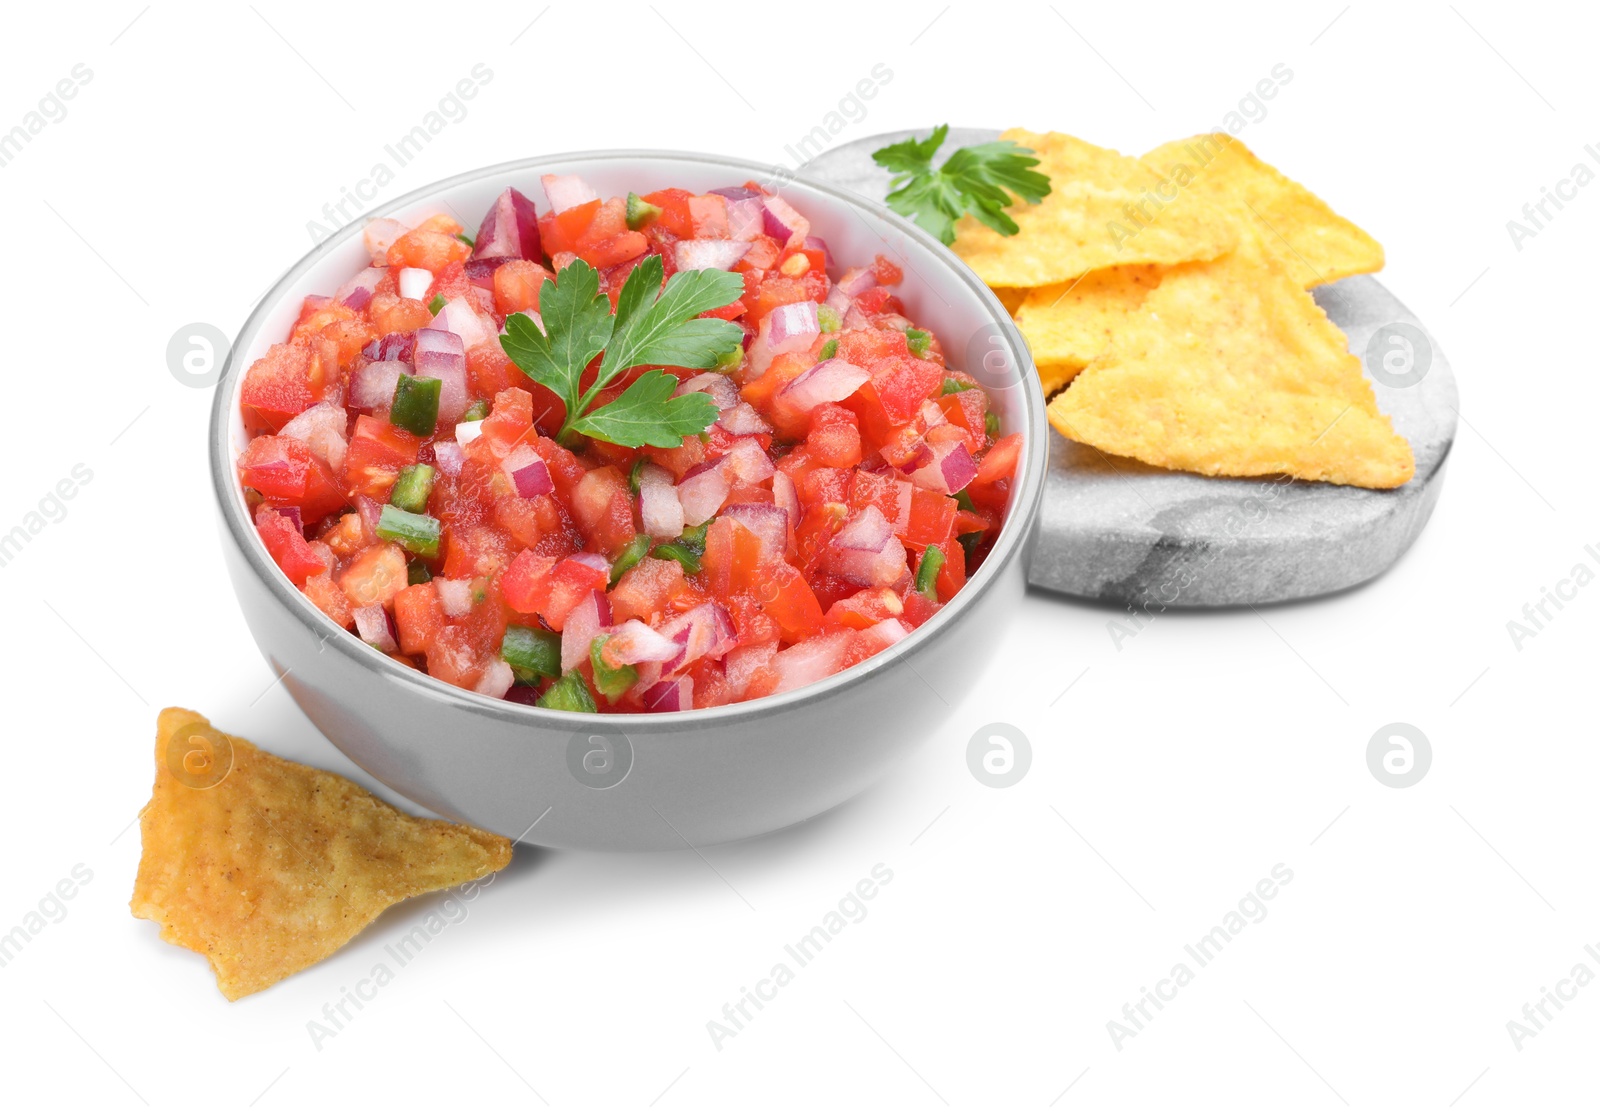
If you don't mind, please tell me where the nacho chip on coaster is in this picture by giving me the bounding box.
[1047,227,1414,489]
[952,129,1237,287]
[1014,265,1164,386]
[1141,134,1384,288]
[131,708,512,1000]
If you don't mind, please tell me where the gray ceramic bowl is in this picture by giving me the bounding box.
[210,151,1048,851]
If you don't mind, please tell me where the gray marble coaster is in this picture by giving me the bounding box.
[803,128,1456,607]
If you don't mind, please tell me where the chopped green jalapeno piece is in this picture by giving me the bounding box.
[390,373,441,437]
[462,398,490,422]
[817,304,842,333]
[500,625,562,683]
[984,411,1000,438]
[390,463,436,513]
[915,544,946,600]
[650,542,702,575]
[680,520,711,553]
[958,531,984,561]
[818,338,839,361]
[375,504,441,559]
[406,559,433,585]
[628,457,648,496]
[610,533,652,586]
[941,376,974,395]
[428,293,446,315]
[906,328,932,357]
[625,191,662,230]
[589,635,638,702]
[537,670,597,712]
[954,489,977,513]
[455,233,475,249]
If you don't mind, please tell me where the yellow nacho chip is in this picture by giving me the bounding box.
[1141,134,1384,287]
[1047,226,1413,489]
[131,708,512,1000]
[1014,265,1164,386]
[952,129,1237,287]
[990,286,1028,315]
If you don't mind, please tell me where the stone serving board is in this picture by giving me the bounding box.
[803,128,1456,607]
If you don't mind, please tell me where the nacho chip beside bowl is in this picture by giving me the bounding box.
[1046,226,1414,489]
[1014,264,1165,378]
[1141,133,1384,288]
[131,708,512,1000]
[951,129,1237,287]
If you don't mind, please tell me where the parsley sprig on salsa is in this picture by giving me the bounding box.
[873,124,1052,245]
[500,254,745,448]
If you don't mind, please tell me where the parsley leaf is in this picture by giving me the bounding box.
[499,255,744,449]
[568,370,720,448]
[873,124,1052,246]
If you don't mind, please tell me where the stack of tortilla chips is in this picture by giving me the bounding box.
[952,129,1412,489]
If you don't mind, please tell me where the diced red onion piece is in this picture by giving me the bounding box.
[436,578,473,618]
[677,372,740,411]
[336,267,385,311]
[722,437,775,484]
[364,218,407,265]
[745,315,776,379]
[605,619,682,665]
[432,439,465,477]
[709,188,766,241]
[771,632,851,694]
[677,464,730,526]
[891,478,913,534]
[273,505,303,534]
[566,551,612,578]
[674,238,752,272]
[279,401,349,471]
[464,256,510,288]
[643,677,693,712]
[724,642,776,697]
[824,285,853,315]
[843,304,871,331]
[561,590,609,672]
[777,358,869,414]
[910,440,978,495]
[762,194,810,245]
[503,445,554,498]
[716,401,771,436]
[349,360,408,415]
[455,420,484,446]
[430,297,494,351]
[920,399,949,428]
[362,330,416,362]
[637,463,685,539]
[772,471,800,527]
[836,266,876,297]
[354,604,397,653]
[767,300,819,353]
[829,537,909,588]
[474,659,515,699]
[473,186,541,261]
[836,505,893,551]
[413,328,469,424]
[398,267,433,301]
[504,685,541,705]
[541,174,599,213]
[355,495,383,534]
[860,617,910,651]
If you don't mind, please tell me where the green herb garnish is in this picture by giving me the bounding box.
[500,256,741,448]
[872,124,1051,246]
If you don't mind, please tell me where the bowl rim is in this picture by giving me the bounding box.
[210,148,1048,727]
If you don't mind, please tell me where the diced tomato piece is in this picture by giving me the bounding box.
[868,355,945,427]
[904,489,958,549]
[394,582,445,655]
[974,432,1022,487]
[872,254,903,286]
[641,188,695,238]
[824,587,905,631]
[763,563,825,643]
[725,593,781,649]
[804,404,862,468]
[848,469,902,525]
[424,260,473,305]
[368,293,435,336]
[702,519,766,597]
[540,557,609,630]
[493,259,554,316]
[320,511,372,559]
[580,231,648,270]
[750,273,826,321]
[800,466,850,506]
[466,342,520,401]
[499,549,556,614]
[239,434,347,522]
[255,505,327,586]
[689,194,729,238]
[570,467,635,556]
[303,571,353,628]
[339,543,407,607]
[642,436,707,480]
[833,328,908,366]
[899,588,941,629]
[735,234,780,273]
[480,387,533,452]
[610,556,688,624]
[441,523,513,581]
[343,416,421,500]
[933,537,966,601]
[241,343,329,430]
[425,624,486,689]
[387,222,470,272]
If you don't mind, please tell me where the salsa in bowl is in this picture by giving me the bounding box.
[213,152,1045,848]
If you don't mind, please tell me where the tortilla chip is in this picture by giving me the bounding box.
[990,286,1029,315]
[1047,226,1413,489]
[131,708,512,1000]
[1141,134,1383,287]
[1015,265,1164,383]
[952,129,1237,287]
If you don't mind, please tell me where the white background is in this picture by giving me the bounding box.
[1,1,1595,1108]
